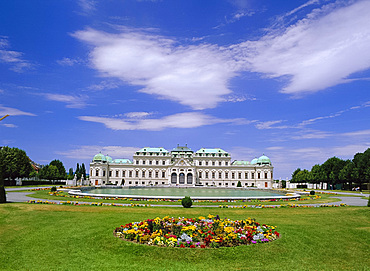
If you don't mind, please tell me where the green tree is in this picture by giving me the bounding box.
[291,168,301,183]
[80,163,86,179]
[339,161,354,190]
[0,147,33,203]
[321,157,346,189]
[49,159,67,180]
[68,168,74,180]
[76,163,81,180]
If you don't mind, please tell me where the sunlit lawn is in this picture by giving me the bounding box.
[0,203,369,270]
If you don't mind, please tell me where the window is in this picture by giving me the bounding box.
[162,171,165,178]
[199,161,202,166]
[142,171,145,178]
[103,171,106,177]
[219,183,222,186]
[129,171,132,177]
[116,171,119,177]
[265,172,268,179]
[109,171,112,177]
[149,160,152,165]
[135,171,139,178]
[129,181,132,184]
[155,171,159,178]
[162,160,166,165]
[142,160,146,165]
[238,172,242,179]
[205,172,209,179]
[219,172,222,178]
[122,171,126,177]
[149,171,152,178]
[205,161,208,166]
[225,162,228,166]
[212,172,215,179]
[142,181,145,185]
[258,173,261,179]
[95,170,99,177]
[231,172,235,179]
[225,172,228,179]
[136,160,139,165]
[156,160,159,165]
[199,172,202,178]
[218,161,222,166]
[245,172,248,179]
[212,161,215,166]
[251,172,255,179]
[232,183,235,186]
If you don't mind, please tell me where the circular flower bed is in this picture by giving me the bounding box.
[114,214,280,248]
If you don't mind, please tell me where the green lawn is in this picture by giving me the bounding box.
[0,203,369,270]
[24,189,341,206]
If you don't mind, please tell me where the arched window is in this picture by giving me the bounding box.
[179,173,185,184]
[171,173,177,184]
[187,173,193,184]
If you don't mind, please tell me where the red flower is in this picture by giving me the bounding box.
[180,244,185,248]
[190,245,195,248]
[200,245,206,248]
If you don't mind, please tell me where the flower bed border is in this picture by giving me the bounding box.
[114,215,281,248]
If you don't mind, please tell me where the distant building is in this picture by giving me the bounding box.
[89,145,273,188]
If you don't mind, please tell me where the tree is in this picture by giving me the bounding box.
[49,159,67,180]
[321,157,346,189]
[291,168,301,183]
[80,163,86,179]
[76,163,81,180]
[339,161,354,189]
[68,168,74,180]
[0,147,33,203]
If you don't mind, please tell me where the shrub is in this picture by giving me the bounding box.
[368,196,370,207]
[181,196,192,208]
[50,186,57,192]
[310,190,315,195]
[237,181,242,187]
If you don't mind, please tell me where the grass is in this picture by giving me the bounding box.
[0,203,369,270]
[24,189,341,206]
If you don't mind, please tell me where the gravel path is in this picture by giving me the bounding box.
[5,187,369,207]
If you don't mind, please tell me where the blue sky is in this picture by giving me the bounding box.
[1,0,369,179]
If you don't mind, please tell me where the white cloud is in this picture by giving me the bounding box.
[87,80,120,91]
[79,112,247,131]
[73,28,236,110]
[233,0,370,95]
[0,36,31,72]
[41,93,88,108]
[1,123,17,128]
[56,57,82,66]
[0,105,36,116]
[78,0,97,15]
[255,120,288,130]
[56,145,139,159]
[124,112,152,118]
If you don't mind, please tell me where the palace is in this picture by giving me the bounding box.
[89,145,274,188]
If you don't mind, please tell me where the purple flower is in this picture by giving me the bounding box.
[252,240,257,244]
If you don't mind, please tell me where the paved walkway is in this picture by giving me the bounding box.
[5,187,369,207]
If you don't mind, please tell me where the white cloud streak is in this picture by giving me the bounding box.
[73,28,236,110]
[79,112,247,131]
[233,0,370,95]
[41,93,88,108]
[0,105,36,116]
[0,36,31,72]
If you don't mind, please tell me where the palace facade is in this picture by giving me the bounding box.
[89,145,274,188]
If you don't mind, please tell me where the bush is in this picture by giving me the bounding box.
[368,196,370,207]
[310,190,315,195]
[237,181,242,187]
[50,186,57,192]
[181,196,192,208]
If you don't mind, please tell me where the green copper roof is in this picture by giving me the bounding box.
[172,145,193,152]
[251,157,258,164]
[232,160,250,165]
[196,148,228,154]
[93,153,107,162]
[113,159,132,164]
[105,155,113,163]
[258,154,271,164]
[137,147,168,153]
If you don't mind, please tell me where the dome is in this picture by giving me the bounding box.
[105,155,113,163]
[251,157,258,164]
[257,154,271,165]
[93,153,106,162]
